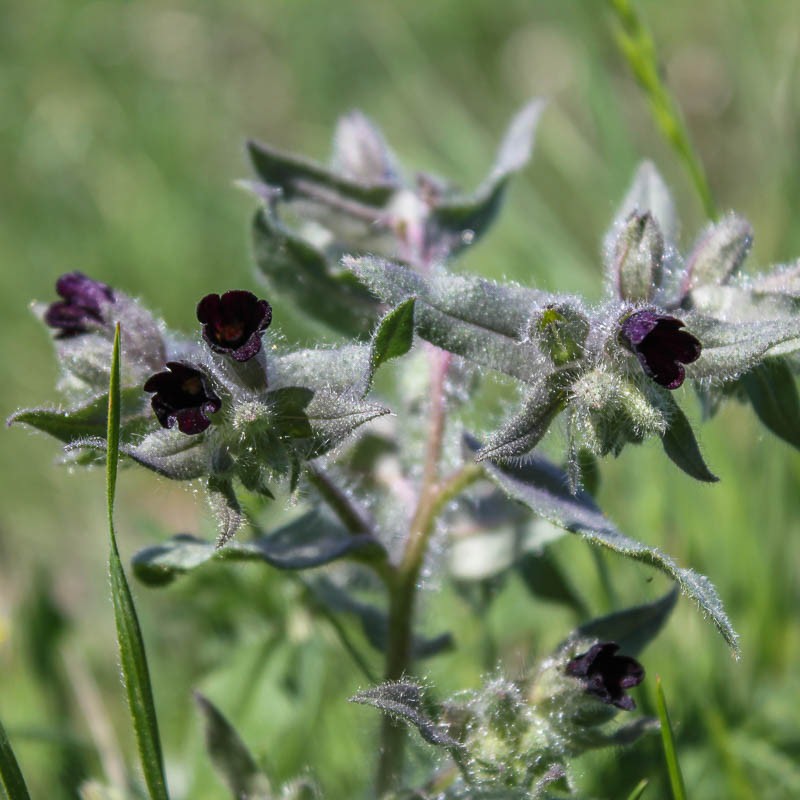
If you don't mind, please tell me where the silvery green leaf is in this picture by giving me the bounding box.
[476,374,569,461]
[364,298,416,393]
[742,358,800,450]
[748,260,800,298]
[247,139,395,207]
[308,576,452,660]
[430,99,545,255]
[688,285,798,322]
[194,692,273,800]
[613,212,664,303]
[132,510,387,586]
[464,434,739,656]
[350,682,461,749]
[68,430,209,480]
[208,476,245,547]
[305,390,390,458]
[332,110,400,185]
[571,588,678,657]
[252,209,378,337]
[612,160,677,245]
[270,345,371,394]
[658,392,718,482]
[687,315,800,379]
[349,257,552,383]
[7,388,149,446]
[682,213,753,295]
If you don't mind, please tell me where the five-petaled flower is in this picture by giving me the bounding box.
[143,362,221,435]
[565,641,645,710]
[44,272,115,337]
[196,290,272,362]
[620,310,701,389]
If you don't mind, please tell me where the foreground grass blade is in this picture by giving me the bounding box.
[626,778,649,800]
[0,716,31,800]
[607,0,717,220]
[656,676,687,800]
[106,325,169,800]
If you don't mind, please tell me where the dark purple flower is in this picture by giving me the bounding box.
[565,642,645,711]
[196,291,272,362]
[143,362,221,435]
[620,311,701,389]
[44,272,115,336]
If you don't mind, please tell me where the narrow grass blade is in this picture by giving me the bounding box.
[106,325,169,800]
[626,779,649,800]
[0,716,31,800]
[607,0,717,220]
[655,676,687,800]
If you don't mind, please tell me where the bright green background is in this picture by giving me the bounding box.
[3,1,800,797]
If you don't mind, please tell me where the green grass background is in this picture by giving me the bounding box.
[3,1,800,797]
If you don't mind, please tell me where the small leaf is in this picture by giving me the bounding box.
[688,314,800,380]
[613,212,664,303]
[304,391,390,458]
[349,257,552,383]
[465,434,739,656]
[430,99,545,254]
[573,588,678,657]
[207,477,245,548]
[266,387,315,439]
[350,682,461,749]
[69,430,209,480]
[247,139,395,206]
[613,161,677,245]
[0,715,32,800]
[741,358,800,450]
[132,510,387,586]
[656,677,688,800]
[476,376,568,461]
[7,388,149,445]
[365,298,416,392]
[194,692,272,800]
[659,394,718,482]
[332,110,400,185]
[105,326,170,800]
[252,209,378,336]
[682,213,753,294]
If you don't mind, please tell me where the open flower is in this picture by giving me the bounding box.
[143,362,221,435]
[196,290,272,362]
[620,310,701,389]
[44,272,115,336]
[565,642,644,711]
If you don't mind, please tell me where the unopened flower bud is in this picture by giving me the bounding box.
[532,304,590,366]
[613,212,664,303]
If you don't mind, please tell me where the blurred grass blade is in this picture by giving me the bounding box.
[106,324,170,800]
[626,779,649,800]
[656,676,687,800]
[607,0,717,220]
[0,716,31,800]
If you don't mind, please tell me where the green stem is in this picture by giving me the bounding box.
[607,0,717,220]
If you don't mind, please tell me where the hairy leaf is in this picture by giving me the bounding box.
[742,358,800,450]
[364,298,416,392]
[658,393,718,482]
[132,510,387,586]
[572,588,678,656]
[252,209,378,336]
[682,213,753,294]
[465,434,739,656]
[194,692,272,800]
[430,99,544,254]
[350,682,461,749]
[8,388,149,445]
